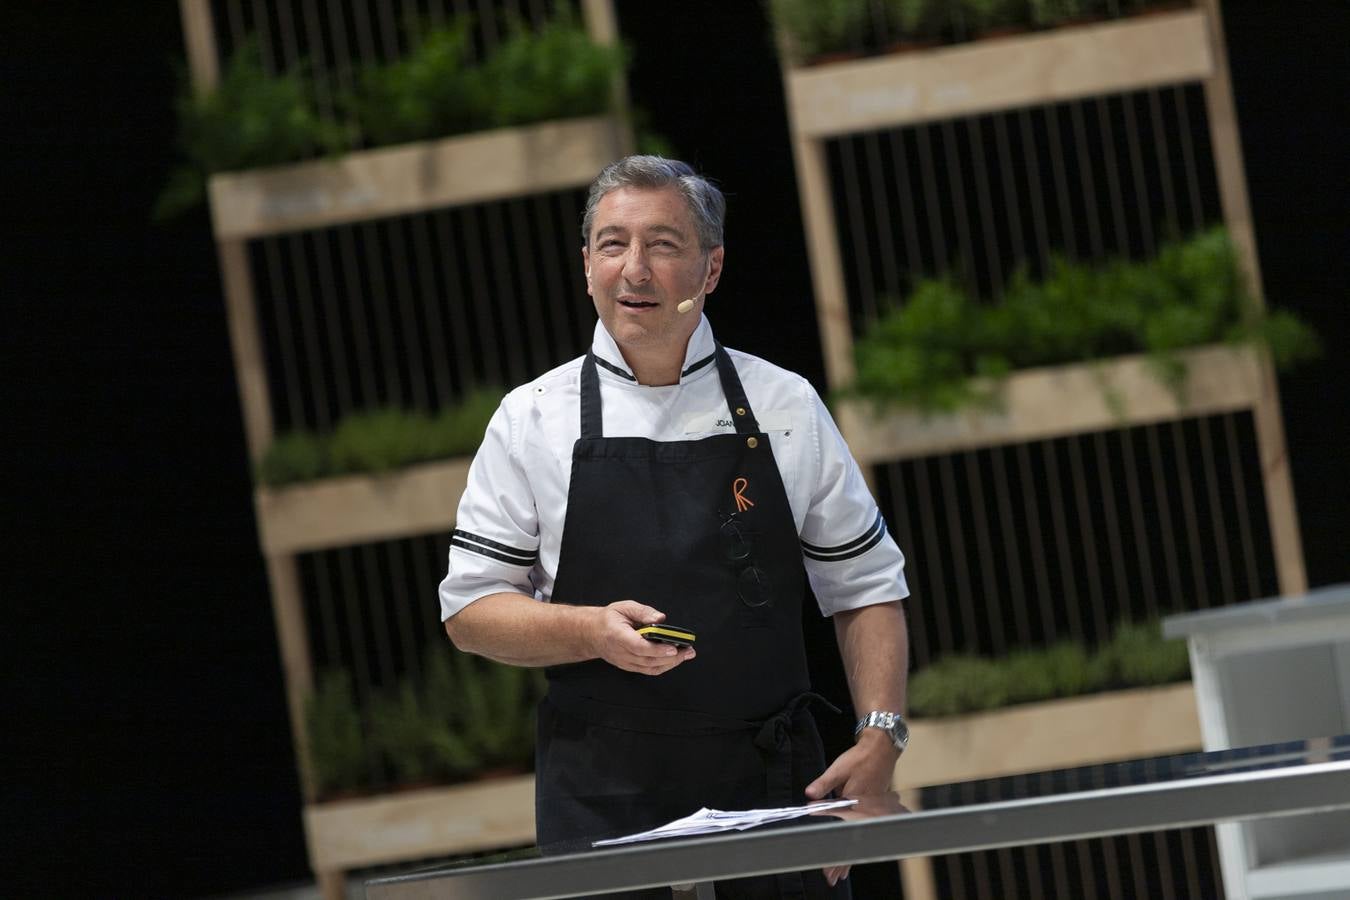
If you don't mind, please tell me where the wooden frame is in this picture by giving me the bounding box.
[255,458,471,556]
[305,775,536,872]
[208,116,627,240]
[894,683,1201,793]
[176,1,630,896]
[779,0,1307,595]
[837,344,1263,464]
[786,10,1212,138]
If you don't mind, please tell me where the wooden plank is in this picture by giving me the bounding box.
[787,10,1213,138]
[578,0,635,156]
[177,0,219,91]
[208,116,625,240]
[267,555,318,801]
[217,239,274,462]
[255,457,471,555]
[837,344,1263,463]
[895,683,1201,791]
[1195,0,1307,596]
[304,776,536,871]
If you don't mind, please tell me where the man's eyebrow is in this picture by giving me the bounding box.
[645,224,690,240]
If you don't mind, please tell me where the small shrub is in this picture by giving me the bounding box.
[255,389,503,486]
[909,655,1008,717]
[770,0,870,64]
[157,42,350,219]
[910,619,1192,718]
[474,9,627,129]
[305,670,369,795]
[846,228,1319,414]
[348,22,483,146]
[256,430,327,486]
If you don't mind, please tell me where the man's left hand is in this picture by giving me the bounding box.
[805,729,900,801]
[804,731,901,888]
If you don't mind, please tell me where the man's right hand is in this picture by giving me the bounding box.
[591,600,696,675]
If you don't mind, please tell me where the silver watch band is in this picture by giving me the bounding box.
[854,710,910,752]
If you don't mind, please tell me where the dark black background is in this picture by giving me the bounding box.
[4,2,1346,896]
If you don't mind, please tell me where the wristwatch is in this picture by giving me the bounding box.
[854,710,910,753]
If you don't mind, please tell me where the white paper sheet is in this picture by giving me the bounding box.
[591,799,857,847]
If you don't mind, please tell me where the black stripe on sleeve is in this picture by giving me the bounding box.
[801,511,887,562]
[451,529,538,567]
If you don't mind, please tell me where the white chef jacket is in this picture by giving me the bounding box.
[439,315,909,620]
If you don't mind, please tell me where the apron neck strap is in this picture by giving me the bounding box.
[713,343,759,434]
[578,343,760,439]
[580,351,603,439]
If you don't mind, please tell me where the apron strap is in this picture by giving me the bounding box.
[713,343,760,434]
[579,351,603,440]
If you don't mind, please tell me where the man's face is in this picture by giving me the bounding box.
[583,186,724,359]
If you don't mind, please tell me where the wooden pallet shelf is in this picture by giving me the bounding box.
[304,774,536,872]
[254,457,472,556]
[208,115,626,240]
[786,9,1212,138]
[837,343,1264,464]
[896,682,1201,791]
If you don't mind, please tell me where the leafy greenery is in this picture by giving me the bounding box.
[348,22,482,147]
[909,619,1191,718]
[256,388,502,486]
[313,645,546,797]
[161,7,627,213]
[156,42,351,219]
[769,0,869,64]
[773,0,1193,63]
[847,228,1320,414]
[473,10,627,129]
[305,670,369,795]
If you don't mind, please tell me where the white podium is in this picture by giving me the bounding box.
[1165,585,1350,900]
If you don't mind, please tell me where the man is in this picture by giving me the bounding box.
[440,156,910,898]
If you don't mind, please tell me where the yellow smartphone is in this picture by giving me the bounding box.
[636,624,697,648]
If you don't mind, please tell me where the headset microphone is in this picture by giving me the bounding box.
[677,298,696,314]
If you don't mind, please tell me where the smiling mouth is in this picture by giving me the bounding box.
[618,297,659,310]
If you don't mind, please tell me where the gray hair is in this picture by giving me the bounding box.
[581,155,726,251]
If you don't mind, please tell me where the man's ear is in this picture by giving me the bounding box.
[581,246,592,287]
[703,246,726,295]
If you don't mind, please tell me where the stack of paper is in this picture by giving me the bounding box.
[592,799,857,847]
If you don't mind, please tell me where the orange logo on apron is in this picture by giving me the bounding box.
[733,477,755,513]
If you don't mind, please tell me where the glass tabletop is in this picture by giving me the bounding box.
[365,735,1350,899]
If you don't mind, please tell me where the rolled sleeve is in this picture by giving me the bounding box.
[799,387,909,616]
[439,397,540,621]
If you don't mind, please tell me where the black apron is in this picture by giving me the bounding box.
[535,345,850,899]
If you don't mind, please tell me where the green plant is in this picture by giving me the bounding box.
[908,619,1191,718]
[446,651,546,768]
[884,0,938,37]
[306,670,369,795]
[255,388,503,486]
[907,655,1009,716]
[255,430,326,486]
[962,0,1022,31]
[1097,620,1191,686]
[347,21,483,146]
[1026,0,1089,26]
[474,9,627,129]
[770,0,870,64]
[845,228,1319,415]
[156,42,350,219]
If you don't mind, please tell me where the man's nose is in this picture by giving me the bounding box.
[621,245,651,284]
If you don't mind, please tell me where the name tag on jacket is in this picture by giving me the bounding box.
[683,410,793,434]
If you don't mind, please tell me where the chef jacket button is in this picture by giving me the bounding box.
[736,407,746,416]
[747,437,759,449]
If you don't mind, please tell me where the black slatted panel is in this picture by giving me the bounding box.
[875,412,1278,666]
